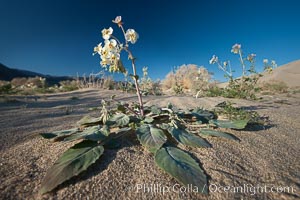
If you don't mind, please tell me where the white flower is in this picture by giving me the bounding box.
[112,16,122,24]
[125,29,139,44]
[209,55,218,64]
[93,43,103,55]
[271,60,277,67]
[263,59,269,64]
[223,61,228,66]
[104,39,118,52]
[231,43,241,54]
[247,53,256,62]
[101,27,113,40]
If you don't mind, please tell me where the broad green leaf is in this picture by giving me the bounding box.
[136,124,167,153]
[199,129,239,141]
[155,147,208,194]
[209,119,248,129]
[40,140,104,194]
[64,126,106,142]
[168,127,211,148]
[193,108,215,117]
[151,106,162,115]
[107,113,130,127]
[40,128,79,140]
[77,115,102,127]
[115,127,132,134]
[144,116,154,123]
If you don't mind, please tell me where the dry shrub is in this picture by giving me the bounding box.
[103,76,115,90]
[11,77,27,87]
[162,64,211,95]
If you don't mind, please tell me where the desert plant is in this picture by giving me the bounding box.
[40,16,253,195]
[163,64,211,95]
[0,81,13,94]
[213,101,268,125]
[59,80,79,91]
[209,44,276,99]
[139,67,162,95]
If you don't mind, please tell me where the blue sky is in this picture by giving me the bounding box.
[0,0,299,81]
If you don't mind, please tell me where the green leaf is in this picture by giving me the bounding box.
[107,113,130,127]
[158,123,170,130]
[151,106,162,115]
[209,119,248,129]
[40,140,104,194]
[136,124,167,153]
[144,116,154,123]
[77,115,102,127]
[64,126,106,142]
[168,127,211,148]
[199,129,239,141]
[40,128,79,140]
[155,147,208,194]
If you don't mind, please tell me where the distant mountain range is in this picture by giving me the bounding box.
[0,63,74,85]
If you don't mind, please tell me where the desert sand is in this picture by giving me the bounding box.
[0,89,299,200]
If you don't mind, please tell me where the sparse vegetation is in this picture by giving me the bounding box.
[39,16,263,196]
[261,80,289,94]
[208,44,276,99]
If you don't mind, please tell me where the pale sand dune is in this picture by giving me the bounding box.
[0,89,299,200]
[260,60,300,87]
[218,60,300,88]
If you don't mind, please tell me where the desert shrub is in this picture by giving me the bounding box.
[11,77,27,87]
[101,76,114,90]
[26,77,46,88]
[162,64,211,95]
[209,44,276,99]
[139,67,162,95]
[261,80,288,94]
[205,85,224,97]
[0,81,12,94]
[59,80,79,91]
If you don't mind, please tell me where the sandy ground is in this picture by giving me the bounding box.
[0,88,299,200]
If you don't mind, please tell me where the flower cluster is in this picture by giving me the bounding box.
[247,53,256,63]
[231,43,241,54]
[93,16,139,73]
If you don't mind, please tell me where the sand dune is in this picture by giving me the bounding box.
[260,60,300,87]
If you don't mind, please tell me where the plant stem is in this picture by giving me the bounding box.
[123,48,144,116]
[118,24,144,116]
[239,50,246,77]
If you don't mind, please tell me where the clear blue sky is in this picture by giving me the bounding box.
[0,0,299,81]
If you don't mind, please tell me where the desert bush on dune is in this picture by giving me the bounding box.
[208,44,276,99]
[162,64,211,95]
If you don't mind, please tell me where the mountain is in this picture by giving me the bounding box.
[0,63,74,85]
[259,60,300,87]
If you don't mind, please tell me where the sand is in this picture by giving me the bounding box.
[0,88,299,200]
